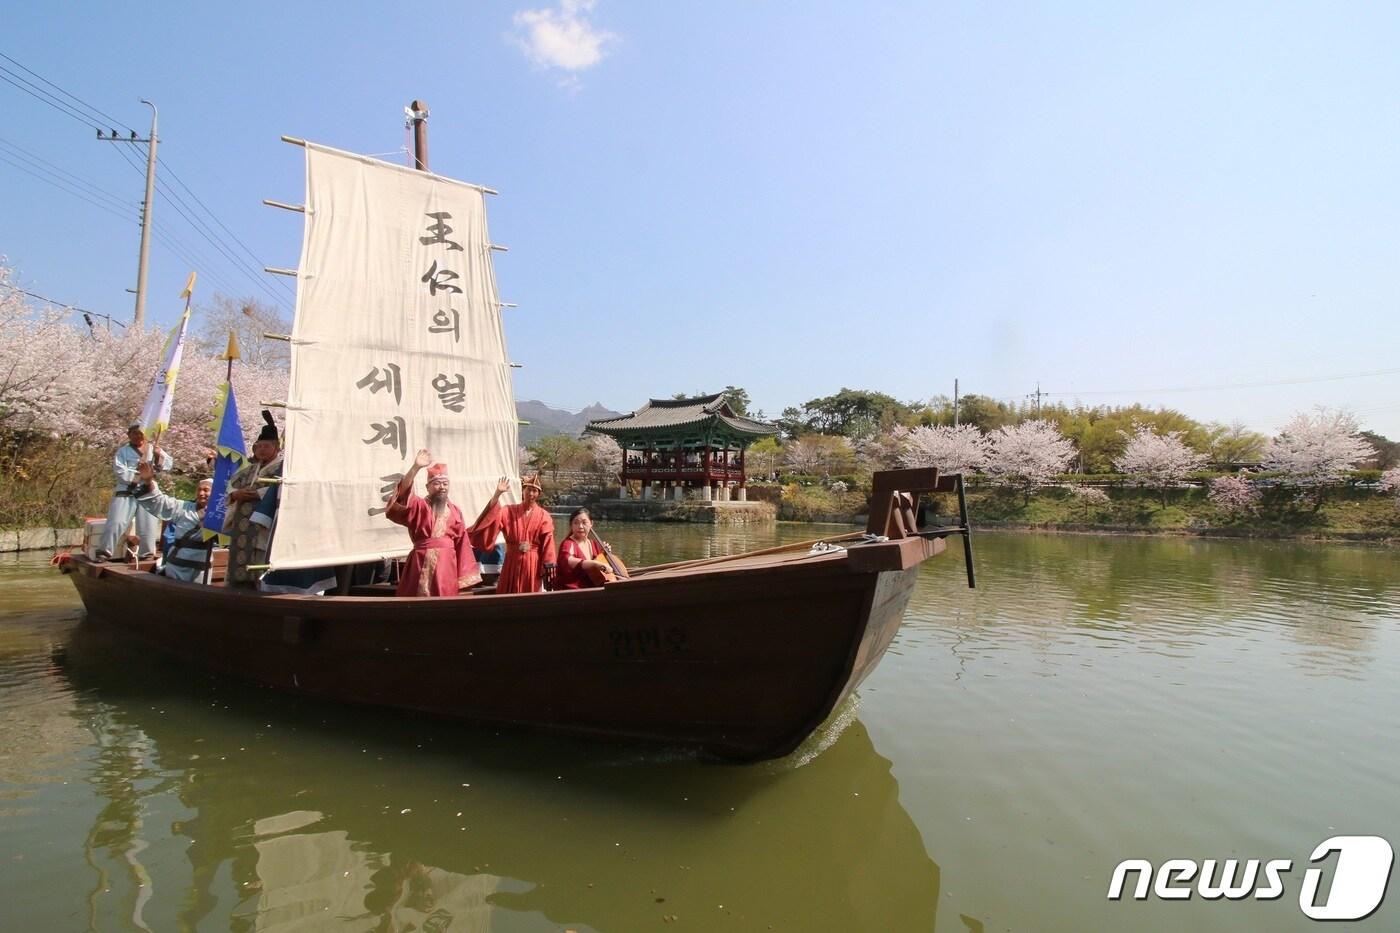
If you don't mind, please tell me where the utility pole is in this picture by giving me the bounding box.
[407,100,429,171]
[1027,382,1046,417]
[98,100,157,327]
[953,378,959,427]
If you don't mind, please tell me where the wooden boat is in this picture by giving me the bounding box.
[63,472,969,761]
[61,134,974,762]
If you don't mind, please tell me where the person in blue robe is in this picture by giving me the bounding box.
[97,423,173,560]
[133,462,212,583]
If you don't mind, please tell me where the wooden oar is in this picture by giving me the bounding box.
[631,530,868,576]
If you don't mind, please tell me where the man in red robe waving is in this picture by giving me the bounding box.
[470,474,556,594]
[385,449,481,597]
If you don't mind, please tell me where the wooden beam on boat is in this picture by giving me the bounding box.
[263,199,305,213]
[263,332,291,341]
[265,267,298,278]
[489,244,509,252]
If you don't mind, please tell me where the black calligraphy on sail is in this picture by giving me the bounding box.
[269,142,518,572]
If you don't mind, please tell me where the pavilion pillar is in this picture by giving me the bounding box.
[701,484,712,502]
[674,484,686,502]
[737,486,747,501]
[642,483,652,501]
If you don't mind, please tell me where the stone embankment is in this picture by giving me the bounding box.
[1,528,85,553]
[590,499,776,524]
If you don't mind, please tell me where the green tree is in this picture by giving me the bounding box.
[795,388,915,440]
[1206,421,1268,466]
[526,435,590,481]
[1359,431,1399,470]
[747,436,782,478]
[953,394,1019,432]
[670,385,751,417]
[720,385,751,417]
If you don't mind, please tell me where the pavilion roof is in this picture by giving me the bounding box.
[584,393,777,445]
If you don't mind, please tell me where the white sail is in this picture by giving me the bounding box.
[269,142,517,571]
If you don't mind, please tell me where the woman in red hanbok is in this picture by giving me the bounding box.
[385,449,481,597]
[470,474,556,594]
[555,508,612,590]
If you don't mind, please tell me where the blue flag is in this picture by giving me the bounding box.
[203,381,248,542]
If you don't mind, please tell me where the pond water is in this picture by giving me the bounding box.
[2,526,1397,931]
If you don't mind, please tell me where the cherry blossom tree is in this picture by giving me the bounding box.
[1113,424,1208,506]
[1,265,289,468]
[1262,409,1375,487]
[984,420,1076,502]
[782,434,854,476]
[1071,485,1109,505]
[898,424,987,475]
[1069,484,1110,520]
[1379,467,1400,501]
[587,434,622,481]
[856,426,908,473]
[1208,474,1261,516]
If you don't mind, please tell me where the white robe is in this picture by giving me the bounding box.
[98,443,173,557]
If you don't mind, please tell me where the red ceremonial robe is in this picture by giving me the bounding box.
[386,491,481,597]
[470,503,555,594]
[556,536,602,590]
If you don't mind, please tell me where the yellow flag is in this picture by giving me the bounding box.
[180,271,197,300]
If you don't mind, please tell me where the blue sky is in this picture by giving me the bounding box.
[2,1,1397,436]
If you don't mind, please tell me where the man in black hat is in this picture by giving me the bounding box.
[223,411,283,588]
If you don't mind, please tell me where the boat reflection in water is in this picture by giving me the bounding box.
[56,622,944,931]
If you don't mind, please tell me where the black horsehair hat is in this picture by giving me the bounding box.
[257,410,279,444]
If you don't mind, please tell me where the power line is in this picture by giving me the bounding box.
[150,224,249,299]
[0,52,291,312]
[105,139,290,310]
[0,66,103,130]
[0,51,136,133]
[151,169,292,308]
[104,140,289,310]
[2,282,126,329]
[0,151,135,223]
[0,135,134,211]
[158,156,296,298]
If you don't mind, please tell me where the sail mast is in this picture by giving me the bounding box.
[408,100,429,171]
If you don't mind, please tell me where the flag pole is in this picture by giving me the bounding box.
[223,329,240,381]
[150,272,198,458]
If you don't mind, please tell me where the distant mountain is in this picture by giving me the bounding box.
[516,400,625,445]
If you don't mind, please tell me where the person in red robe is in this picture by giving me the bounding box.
[385,449,481,597]
[555,508,613,590]
[470,474,555,594]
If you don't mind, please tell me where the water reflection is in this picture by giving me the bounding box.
[10,529,1400,932]
[54,622,942,931]
[908,533,1400,676]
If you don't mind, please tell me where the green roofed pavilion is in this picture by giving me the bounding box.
[585,393,777,501]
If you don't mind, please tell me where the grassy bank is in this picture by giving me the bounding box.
[751,481,1400,541]
[960,486,1399,538]
[0,437,203,530]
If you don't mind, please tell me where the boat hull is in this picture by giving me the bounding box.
[63,536,942,761]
